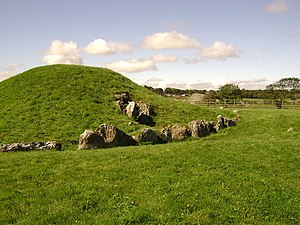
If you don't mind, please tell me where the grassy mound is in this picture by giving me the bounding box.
[0,64,227,145]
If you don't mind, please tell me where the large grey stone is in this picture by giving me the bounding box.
[78,129,106,150]
[137,113,156,127]
[225,118,237,127]
[139,128,164,144]
[160,125,191,142]
[170,125,191,141]
[125,101,140,119]
[78,124,137,150]
[125,101,156,126]
[216,115,227,131]
[136,102,155,116]
[189,120,215,137]
[95,124,137,148]
[160,128,172,143]
[114,92,132,112]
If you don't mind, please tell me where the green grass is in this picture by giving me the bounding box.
[1,65,299,224]
[0,64,228,145]
[0,109,299,224]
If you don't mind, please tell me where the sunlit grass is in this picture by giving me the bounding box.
[0,109,299,224]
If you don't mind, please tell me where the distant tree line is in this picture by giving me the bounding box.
[144,77,300,100]
[144,86,206,96]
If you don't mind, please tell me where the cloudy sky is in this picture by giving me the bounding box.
[0,0,299,89]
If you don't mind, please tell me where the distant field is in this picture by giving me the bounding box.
[1,108,299,224]
[184,98,300,110]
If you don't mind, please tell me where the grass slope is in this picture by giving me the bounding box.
[0,64,227,145]
[0,109,299,224]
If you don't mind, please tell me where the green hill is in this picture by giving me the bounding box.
[0,64,227,145]
[1,65,300,224]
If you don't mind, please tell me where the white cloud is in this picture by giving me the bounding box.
[165,81,189,89]
[144,77,218,90]
[105,59,157,73]
[0,64,25,81]
[42,40,83,65]
[0,70,14,82]
[83,38,132,55]
[152,54,179,62]
[142,31,202,49]
[232,78,272,90]
[266,0,289,13]
[184,41,241,63]
[143,77,271,90]
[105,54,178,74]
[188,82,216,90]
[144,77,164,87]
[201,41,241,61]
[184,56,207,64]
[3,64,24,71]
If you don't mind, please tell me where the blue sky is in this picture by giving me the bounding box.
[0,0,299,89]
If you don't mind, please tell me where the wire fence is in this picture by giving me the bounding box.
[189,99,300,110]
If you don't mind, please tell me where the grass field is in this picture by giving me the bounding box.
[1,108,299,224]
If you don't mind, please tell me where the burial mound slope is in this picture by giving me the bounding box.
[0,64,230,145]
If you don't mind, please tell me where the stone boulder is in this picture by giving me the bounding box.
[96,124,137,148]
[208,121,217,133]
[114,92,132,112]
[114,92,156,127]
[189,120,216,137]
[160,125,191,142]
[137,113,156,127]
[216,115,237,131]
[114,92,130,101]
[224,118,237,127]
[139,128,164,144]
[136,102,155,116]
[78,129,106,150]
[216,115,227,131]
[125,101,156,126]
[160,128,172,143]
[170,125,191,141]
[0,141,62,152]
[125,101,140,119]
[78,124,137,150]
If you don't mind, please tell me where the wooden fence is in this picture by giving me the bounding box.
[189,99,300,110]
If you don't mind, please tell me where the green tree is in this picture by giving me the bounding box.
[271,77,300,90]
[266,77,300,100]
[203,90,217,101]
[217,83,242,100]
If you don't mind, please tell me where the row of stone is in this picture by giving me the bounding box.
[135,115,237,144]
[78,115,238,150]
[0,141,62,152]
[0,115,238,152]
